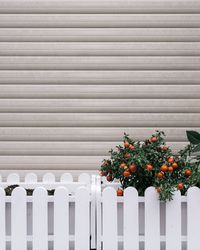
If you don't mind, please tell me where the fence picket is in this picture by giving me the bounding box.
[166,191,181,250]
[33,187,48,250]
[7,173,20,184]
[102,187,117,250]
[75,187,90,250]
[0,188,5,250]
[124,187,139,250]
[11,187,27,250]
[43,173,55,183]
[25,173,37,183]
[145,187,160,250]
[60,173,73,182]
[54,187,69,250]
[78,173,90,188]
[187,187,200,250]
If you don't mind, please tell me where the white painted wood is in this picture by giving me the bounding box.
[78,173,91,187]
[0,188,5,250]
[90,175,96,249]
[42,172,55,183]
[187,187,200,250]
[0,127,198,142]
[75,187,90,250]
[25,173,37,183]
[60,173,73,182]
[96,175,102,250]
[33,187,48,250]
[1,14,200,28]
[0,1,199,14]
[145,187,160,250]
[124,187,139,250]
[166,191,181,250]
[1,99,200,113]
[102,187,117,250]
[1,42,200,56]
[54,187,69,250]
[0,113,199,127]
[11,187,26,250]
[1,70,200,84]
[1,28,200,42]
[7,173,20,184]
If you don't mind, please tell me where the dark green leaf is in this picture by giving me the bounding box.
[193,144,200,153]
[186,131,200,144]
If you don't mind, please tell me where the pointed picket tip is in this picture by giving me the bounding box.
[7,173,20,183]
[25,173,37,183]
[60,173,73,183]
[42,172,55,183]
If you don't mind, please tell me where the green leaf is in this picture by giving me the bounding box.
[186,131,200,144]
[193,144,200,153]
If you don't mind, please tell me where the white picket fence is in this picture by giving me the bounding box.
[0,173,200,250]
[96,176,200,250]
[0,172,96,250]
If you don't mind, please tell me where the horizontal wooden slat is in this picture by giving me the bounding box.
[1,71,200,84]
[0,155,104,169]
[1,14,200,28]
[0,99,200,113]
[0,1,199,14]
[1,56,200,70]
[0,141,189,155]
[0,113,199,127]
[0,127,198,142]
[1,42,200,56]
[0,85,199,98]
[1,28,200,42]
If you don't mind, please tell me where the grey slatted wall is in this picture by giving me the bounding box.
[0,0,200,175]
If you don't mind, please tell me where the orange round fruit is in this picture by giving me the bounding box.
[106,175,113,182]
[129,164,137,173]
[120,163,126,169]
[185,169,192,177]
[117,189,124,196]
[172,162,178,168]
[146,164,153,171]
[150,137,157,142]
[178,183,184,190]
[123,171,131,177]
[156,187,161,193]
[162,146,168,151]
[124,141,130,148]
[124,153,131,159]
[129,145,135,151]
[167,157,174,164]
[168,166,174,172]
[160,165,168,172]
[156,172,164,178]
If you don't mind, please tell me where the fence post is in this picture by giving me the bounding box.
[0,188,5,250]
